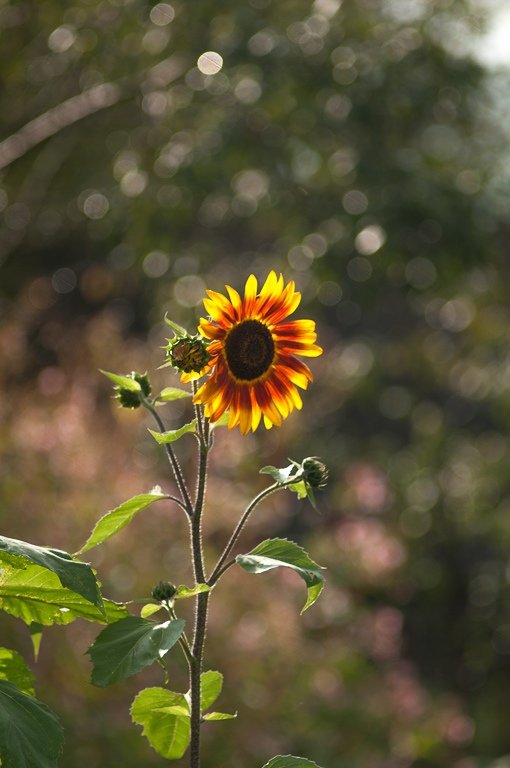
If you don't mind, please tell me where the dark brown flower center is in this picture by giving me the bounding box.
[225,320,275,381]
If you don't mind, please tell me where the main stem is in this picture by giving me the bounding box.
[189,399,210,768]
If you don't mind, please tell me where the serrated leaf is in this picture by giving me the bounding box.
[174,584,210,600]
[260,465,299,484]
[0,680,64,768]
[77,491,168,555]
[203,711,237,721]
[100,370,142,391]
[88,616,185,687]
[0,565,126,627]
[262,757,324,768]
[156,387,191,402]
[131,687,190,760]
[236,538,325,613]
[0,649,35,696]
[0,536,102,609]
[148,420,197,444]
[140,603,163,619]
[200,670,223,712]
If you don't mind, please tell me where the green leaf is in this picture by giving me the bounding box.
[200,670,222,712]
[100,370,142,391]
[288,480,307,500]
[260,465,299,484]
[0,536,102,609]
[174,584,210,600]
[77,489,168,555]
[262,757,324,768]
[236,538,325,613]
[87,616,185,687]
[0,680,64,768]
[203,711,237,721]
[131,687,190,760]
[0,649,35,696]
[28,624,43,660]
[156,387,191,402]
[140,603,163,619]
[148,420,197,444]
[0,565,126,627]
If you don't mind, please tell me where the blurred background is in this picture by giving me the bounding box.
[1,0,510,765]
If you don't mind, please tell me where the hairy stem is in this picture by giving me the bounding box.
[189,403,210,768]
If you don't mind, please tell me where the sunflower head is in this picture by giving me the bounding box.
[114,372,151,409]
[193,271,323,434]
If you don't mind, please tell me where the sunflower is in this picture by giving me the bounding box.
[193,271,322,434]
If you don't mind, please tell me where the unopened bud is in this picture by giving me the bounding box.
[301,457,328,489]
[151,581,177,603]
[115,372,151,409]
[166,335,211,374]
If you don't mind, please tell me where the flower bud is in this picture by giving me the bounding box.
[301,457,328,489]
[151,581,177,603]
[114,372,151,409]
[166,335,211,374]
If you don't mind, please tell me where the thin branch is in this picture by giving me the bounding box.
[208,481,296,586]
[144,401,194,517]
[0,54,189,171]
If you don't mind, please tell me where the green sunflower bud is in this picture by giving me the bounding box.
[301,457,328,489]
[166,335,211,374]
[114,372,151,409]
[151,581,177,603]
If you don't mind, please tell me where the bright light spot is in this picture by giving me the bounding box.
[150,3,175,26]
[48,26,76,53]
[355,225,386,255]
[80,191,109,219]
[197,51,223,75]
[473,6,510,68]
[120,170,148,198]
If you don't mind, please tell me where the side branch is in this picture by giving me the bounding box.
[208,482,292,586]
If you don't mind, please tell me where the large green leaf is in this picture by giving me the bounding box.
[236,538,325,613]
[131,687,190,760]
[148,420,197,444]
[88,616,185,687]
[77,489,168,554]
[0,649,34,696]
[0,536,102,608]
[262,758,324,768]
[0,680,64,768]
[200,670,223,712]
[0,565,125,626]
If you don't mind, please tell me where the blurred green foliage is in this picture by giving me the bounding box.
[1,0,510,766]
